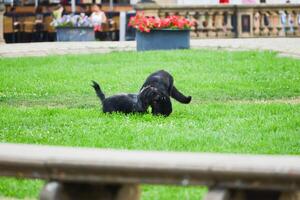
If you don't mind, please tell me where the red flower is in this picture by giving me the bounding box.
[128,12,194,32]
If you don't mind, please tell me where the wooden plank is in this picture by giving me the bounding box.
[0,143,300,190]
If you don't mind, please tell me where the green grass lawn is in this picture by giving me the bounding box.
[0,49,299,199]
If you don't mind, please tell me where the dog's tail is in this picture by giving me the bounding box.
[171,86,192,104]
[91,80,105,103]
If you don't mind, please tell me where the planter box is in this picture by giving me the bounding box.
[136,29,190,51]
[56,27,95,42]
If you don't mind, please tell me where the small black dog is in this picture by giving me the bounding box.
[92,81,165,114]
[140,70,192,116]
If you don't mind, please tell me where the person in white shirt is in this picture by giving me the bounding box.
[90,4,107,32]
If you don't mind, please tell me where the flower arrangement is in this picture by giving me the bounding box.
[128,12,195,33]
[51,14,93,28]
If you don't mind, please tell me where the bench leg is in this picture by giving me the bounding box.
[204,188,230,200]
[40,181,140,200]
[204,188,300,200]
[279,191,300,200]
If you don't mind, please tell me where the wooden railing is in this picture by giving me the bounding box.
[0,143,300,200]
[135,3,300,38]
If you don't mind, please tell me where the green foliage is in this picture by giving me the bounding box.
[0,49,299,199]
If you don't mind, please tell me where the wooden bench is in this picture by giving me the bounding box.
[0,143,299,200]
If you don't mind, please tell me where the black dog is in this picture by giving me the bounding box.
[92,81,165,114]
[140,70,192,116]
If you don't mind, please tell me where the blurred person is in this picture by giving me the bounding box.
[288,12,294,32]
[242,0,256,3]
[279,10,287,32]
[53,4,64,20]
[35,6,44,28]
[90,4,107,32]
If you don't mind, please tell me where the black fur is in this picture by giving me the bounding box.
[140,70,192,116]
[92,81,165,114]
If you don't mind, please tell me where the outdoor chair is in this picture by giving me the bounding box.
[3,16,13,43]
[12,16,23,43]
[23,16,35,42]
[44,15,56,41]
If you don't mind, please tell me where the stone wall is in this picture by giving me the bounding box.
[153,0,300,4]
[135,3,300,38]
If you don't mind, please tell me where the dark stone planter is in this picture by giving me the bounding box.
[56,27,95,42]
[136,29,190,51]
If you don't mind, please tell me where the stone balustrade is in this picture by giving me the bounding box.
[135,3,300,38]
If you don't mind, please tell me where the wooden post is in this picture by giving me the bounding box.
[119,11,126,41]
[40,181,140,200]
[0,2,5,44]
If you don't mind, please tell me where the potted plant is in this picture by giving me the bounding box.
[128,13,195,51]
[51,14,95,42]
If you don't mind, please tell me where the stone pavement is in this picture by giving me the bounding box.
[0,38,299,58]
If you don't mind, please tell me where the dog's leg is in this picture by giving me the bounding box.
[151,96,172,117]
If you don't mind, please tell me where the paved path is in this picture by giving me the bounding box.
[0,38,299,58]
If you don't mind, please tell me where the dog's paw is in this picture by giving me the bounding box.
[186,96,192,103]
